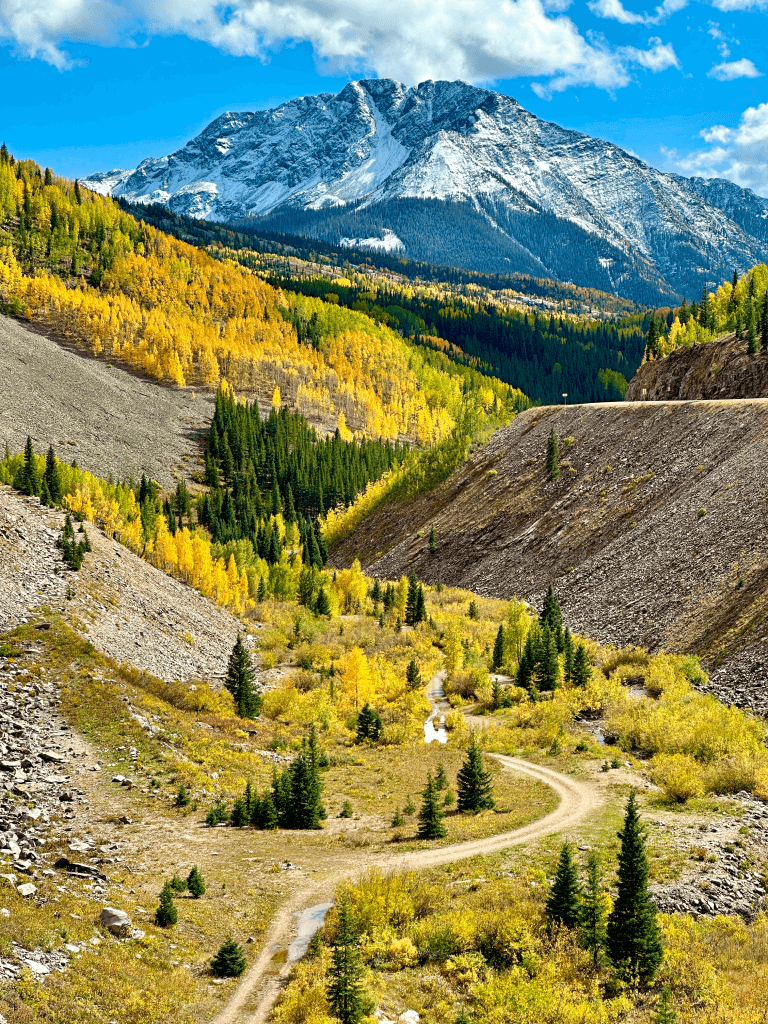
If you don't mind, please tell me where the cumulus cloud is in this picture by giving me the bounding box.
[0,0,679,93]
[708,57,762,79]
[668,101,768,195]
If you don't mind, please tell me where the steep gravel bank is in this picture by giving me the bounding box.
[0,485,239,682]
[0,314,214,487]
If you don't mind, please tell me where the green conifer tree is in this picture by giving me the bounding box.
[414,585,426,624]
[175,785,190,807]
[21,436,40,496]
[468,599,478,620]
[211,937,247,977]
[606,793,663,984]
[653,987,677,1024]
[546,428,560,480]
[572,643,592,687]
[456,735,495,813]
[327,894,366,1024]
[187,866,206,898]
[155,881,178,926]
[417,773,447,839]
[545,843,582,932]
[491,624,505,672]
[44,446,62,504]
[746,300,758,353]
[580,851,608,966]
[406,659,421,690]
[225,634,260,718]
[356,703,375,742]
[435,762,449,790]
[537,628,560,692]
[405,572,418,625]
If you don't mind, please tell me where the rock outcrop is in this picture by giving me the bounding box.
[625,335,768,402]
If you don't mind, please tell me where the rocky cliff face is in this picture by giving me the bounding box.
[625,335,768,402]
[331,399,768,713]
[82,78,768,304]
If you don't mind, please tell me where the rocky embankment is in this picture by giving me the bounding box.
[625,333,768,402]
[651,795,768,920]
[331,399,768,709]
[1,485,240,681]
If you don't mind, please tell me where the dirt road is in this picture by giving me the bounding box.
[212,753,601,1024]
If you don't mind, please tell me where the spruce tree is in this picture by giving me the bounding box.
[456,735,494,813]
[563,628,574,684]
[231,795,249,827]
[44,446,62,504]
[225,634,260,718]
[572,643,592,687]
[545,843,582,932]
[491,624,505,672]
[653,987,677,1024]
[417,773,447,839]
[435,762,449,790]
[327,894,365,1024]
[746,300,758,353]
[537,628,560,692]
[580,851,607,967]
[540,584,563,649]
[468,599,478,620]
[516,632,537,696]
[356,703,375,742]
[211,937,247,977]
[187,865,206,898]
[21,436,40,496]
[546,429,560,481]
[155,881,178,926]
[406,659,421,690]
[257,574,267,602]
[405,573,418,625]
[606,793,663,984]
[315,586,331,616]
[414,585,426,624]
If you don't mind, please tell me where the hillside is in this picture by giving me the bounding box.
[331,399,768,708]
[0,313,214,487]
[626,333,768,402]
[84,78,768,303]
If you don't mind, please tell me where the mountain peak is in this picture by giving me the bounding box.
[82,78,768,302]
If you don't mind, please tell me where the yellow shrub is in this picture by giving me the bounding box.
[649,752,705,802]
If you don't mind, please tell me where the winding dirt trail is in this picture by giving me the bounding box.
[212,752,602,1024]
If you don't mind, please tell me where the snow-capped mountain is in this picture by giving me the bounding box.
[83,79,768,303]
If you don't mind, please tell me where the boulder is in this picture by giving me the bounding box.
[17,882,37,897]
[100,907,132,937]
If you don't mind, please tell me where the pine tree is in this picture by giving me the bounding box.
[539,584,563,649]
[491,624,505,671]
[606,793,663,984]
[456,735,494,813]
[356,703,375,742]
[187,865,206,898]
[259,791,279,829]
[563,628,574,683]
[414,585,426,624]
[315,586,331,616]
[435,762,449,790]
[170,874,187,893]
[572,643,592,687]
[580,851,607,966]
[468,599,478,620]
[545,843,582,932]
[155,881,178,926]
[211,937,247,977]
[537,627,560,692]
[44,446,62,504]
[231,795,249,827]
[417,773,447,839]
[175,785,190,807]
[516,631,537,696]
[327,894,365,1024]
[653,987,677,1024]
[645,318,658,360]
[546,429,559,481]
[21,436,40,496]
[405,573,418,625]
[225,634,260,718]
[257,574,267,602]
[406,659,421,690]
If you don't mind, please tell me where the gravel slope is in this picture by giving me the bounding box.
[0,314,214,487]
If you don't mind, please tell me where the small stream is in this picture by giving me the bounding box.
[578,683,651,746]
[424,672,449,745]
[287,903,334,962]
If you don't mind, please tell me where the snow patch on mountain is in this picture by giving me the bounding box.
[339,230,405,253]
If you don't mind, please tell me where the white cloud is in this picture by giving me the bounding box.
[668,101,768,195]
[707,21,730,58]
[0,0,680,94]
[708,57,762,79]
[587,0,687,26]
[710,0,767,9]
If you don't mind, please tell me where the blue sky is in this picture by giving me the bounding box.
[1,0,767,193]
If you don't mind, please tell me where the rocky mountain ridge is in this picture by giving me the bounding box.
[84,78,768,303]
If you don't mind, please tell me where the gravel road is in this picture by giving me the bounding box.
[0,314,214,487]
